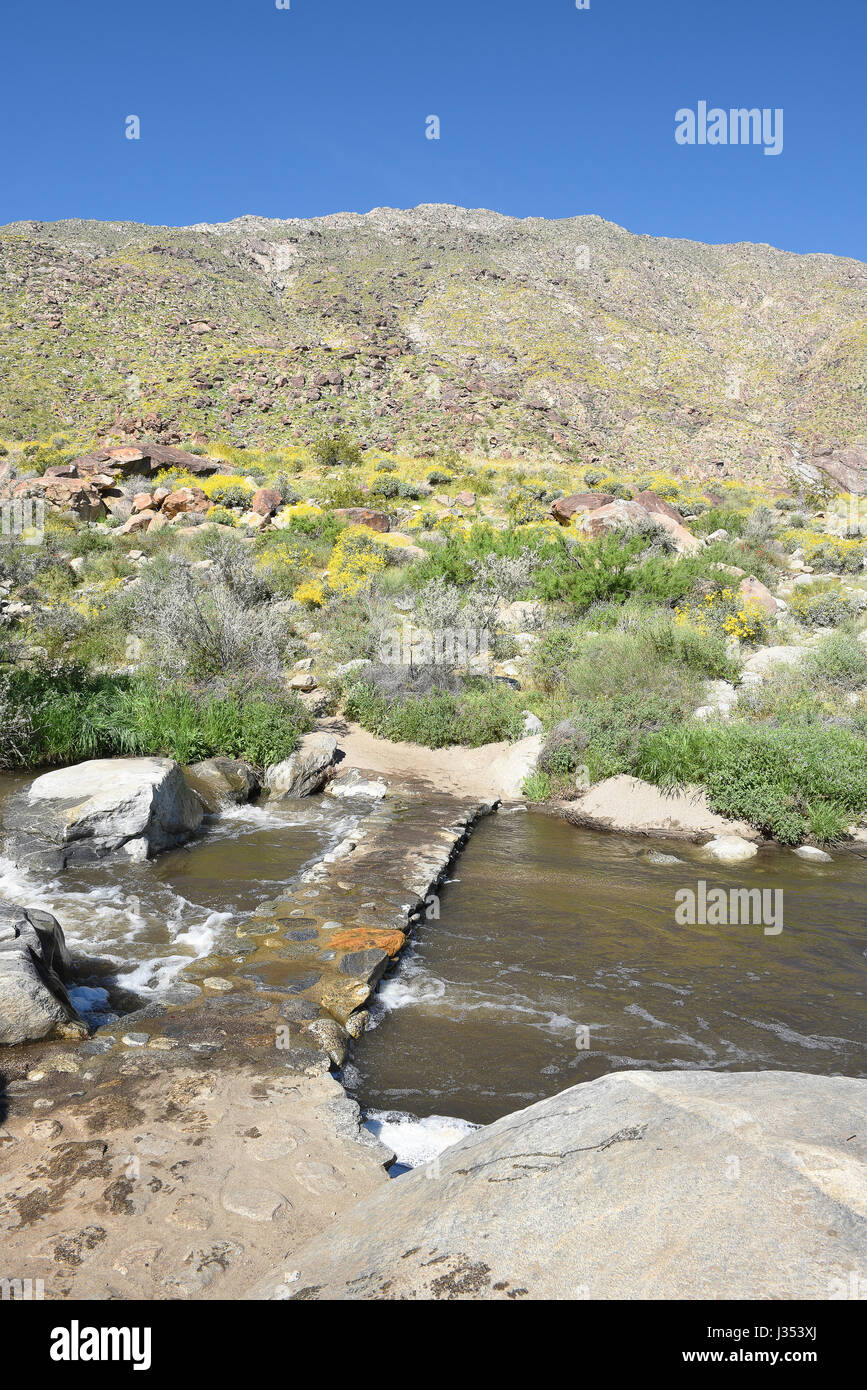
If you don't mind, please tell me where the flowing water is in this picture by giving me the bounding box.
[349,809,867,1130]
[0,773,355,1027]
[3,770,865,1160]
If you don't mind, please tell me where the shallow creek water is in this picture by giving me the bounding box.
[2,774,865,1159]
[0,773,354,1025]
[349,809,867,1130]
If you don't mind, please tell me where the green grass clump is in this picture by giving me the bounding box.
[636,721,867,843]
[343,679,526,748]
[0,667,311,770]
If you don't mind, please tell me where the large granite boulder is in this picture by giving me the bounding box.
[550,492,614,524]
[184,757,260,813]
[0,901,85,1045]
[264,733,339,799]
[2,758,204,870]
[251,1070,867,1301]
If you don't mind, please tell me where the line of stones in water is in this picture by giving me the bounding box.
[168,787,497,1073]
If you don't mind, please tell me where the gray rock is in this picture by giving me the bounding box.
[265,733,338,799]
[2,757,204,870]
[184,757,260,813]
[0,901,85,1046]
[338,947,389,985]
[251,1070,867,1300]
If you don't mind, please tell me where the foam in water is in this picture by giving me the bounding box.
[364,1110,480,1168]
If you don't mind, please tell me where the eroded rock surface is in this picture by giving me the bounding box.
[251,1070,867,1301]
[0,901,85,1046]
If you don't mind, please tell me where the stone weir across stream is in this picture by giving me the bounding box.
[215,784,497,1069]
[0,774,495,1299]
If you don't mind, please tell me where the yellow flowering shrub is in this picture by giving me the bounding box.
[326,525,387,596]
[292,579,325,608]
[675,588,771,644]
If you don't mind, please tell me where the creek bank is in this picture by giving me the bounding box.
[250,1069,867,1301]
[0,755,501,1297]
[562,775,760,843]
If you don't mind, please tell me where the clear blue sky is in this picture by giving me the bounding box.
[2,0,865,258]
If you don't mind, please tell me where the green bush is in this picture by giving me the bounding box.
[789,582,855,628]
[312,432,362,469]
[804,631,867,690]
[636,721,867,843]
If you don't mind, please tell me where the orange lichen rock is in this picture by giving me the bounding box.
[329,927,406,957]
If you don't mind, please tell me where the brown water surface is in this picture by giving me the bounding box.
[351,809,867,1125]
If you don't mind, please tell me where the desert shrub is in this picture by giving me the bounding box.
[343,677,526,747]
[538,719,588,775]
[368,475,399,500]
[742,505,777,543]
[674,587,772,644]
[312,432,362,468]
[804,631,867,690]
[206,506,237,528]
[319,474,368,509]
[788,581,856,627]
[326,525,387,595]
[505,485,548,526]
[124,556,287,685]
[0,666,312,769]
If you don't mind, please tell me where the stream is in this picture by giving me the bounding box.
[0,772,355,1026]
[2,776,865,1167]
[348,809,867,1137]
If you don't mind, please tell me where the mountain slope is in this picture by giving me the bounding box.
[1,204,865,479]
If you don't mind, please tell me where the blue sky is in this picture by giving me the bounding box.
[2,0,865,258]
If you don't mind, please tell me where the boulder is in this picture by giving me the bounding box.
[264,733,339,799]
[332,508,390,533]
[42,478,107,521]
[118,508,157,535]
[704,834,759,864]
[634,490,682,523]
[645,509,702,555]
[0,901,85,1046]
[250,1070,867,1301]
[580,499,649,536]
[742,645,809,676]
[739,576,777,615]
[551,491,613,524]
[1,758,204,870]
[810,443,867,495]
[184,757,260,813]
[251,487,282,517]
[162,486,208,519]
[484,734,544,800]
[326,769,388,801]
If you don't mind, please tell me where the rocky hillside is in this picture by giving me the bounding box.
[1,204,866,481]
